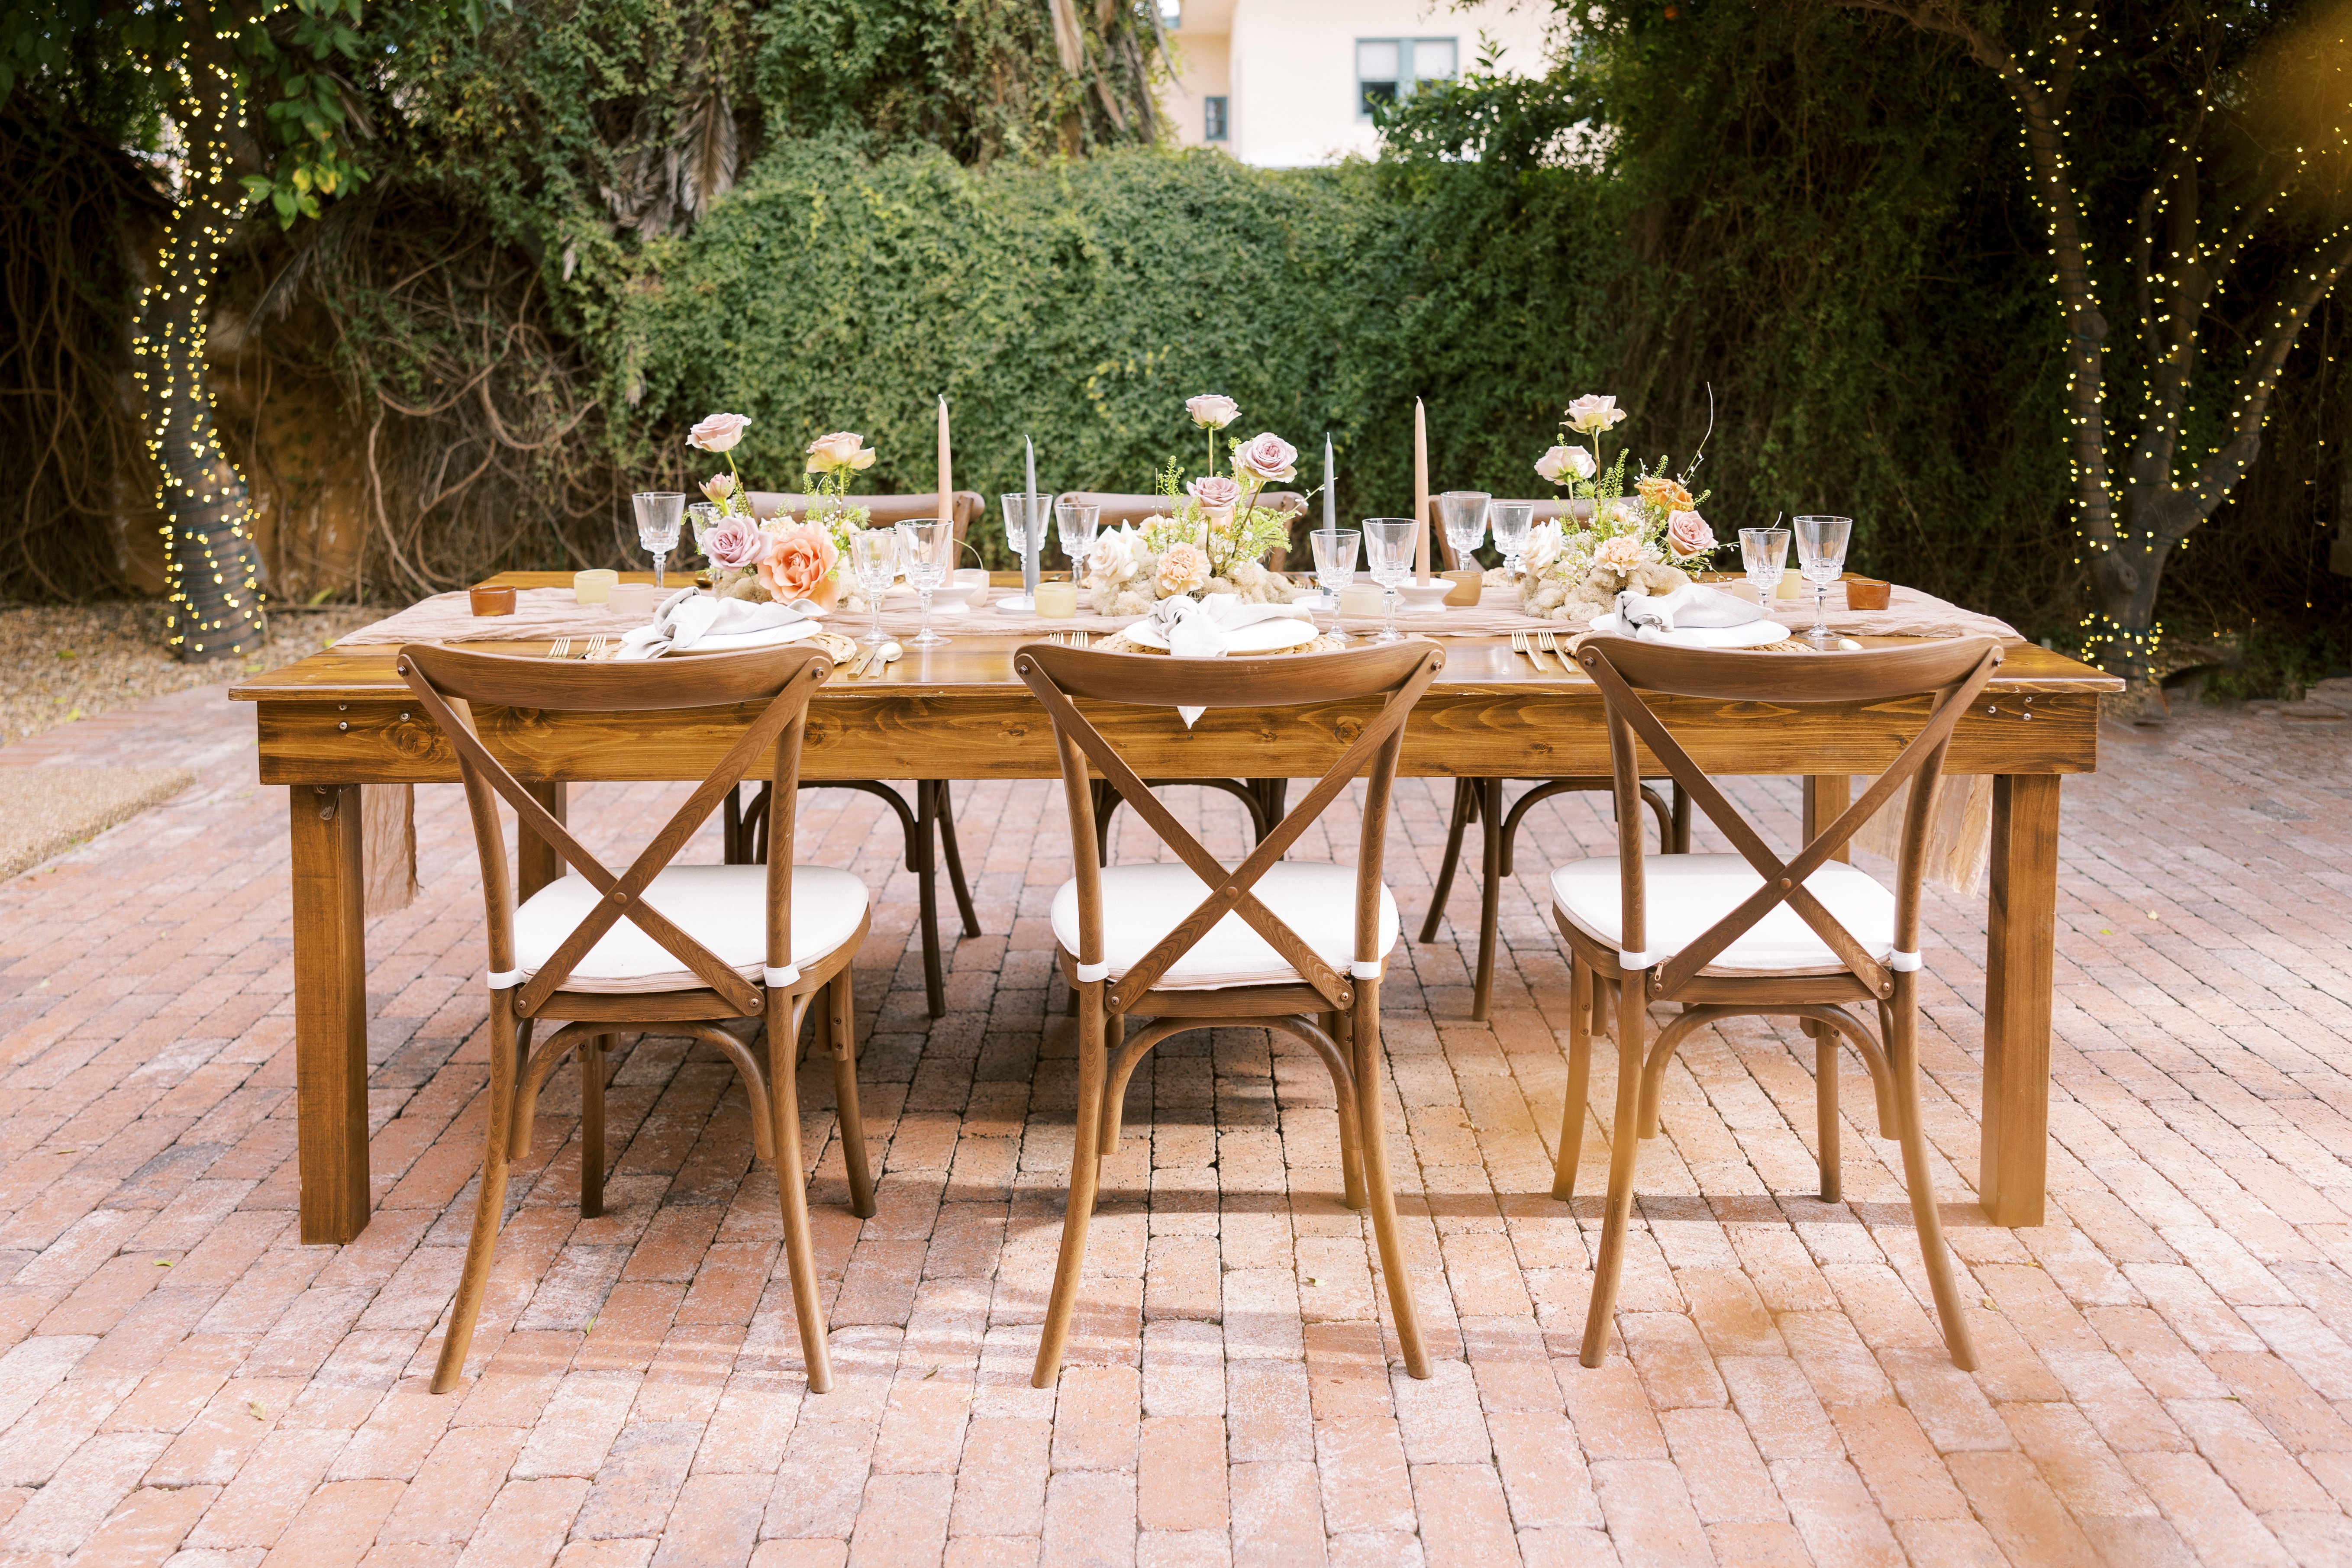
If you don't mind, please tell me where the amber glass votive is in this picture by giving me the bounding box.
[469,584,516,616]
[1845,578,1891,611]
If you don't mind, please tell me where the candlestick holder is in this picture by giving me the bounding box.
[997,492,1049,613]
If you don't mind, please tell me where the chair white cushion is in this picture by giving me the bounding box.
[514,865,866,994]
[1050,861,1398,991]
[1552,852,1898,977]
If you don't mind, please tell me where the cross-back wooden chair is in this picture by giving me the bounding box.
[1015,639,1446,1388]
[1055,490,1310,868]
[399,642,877,1397]
[724,493,984,1017]
[1553,634,2002,1372]
[1418,495,1687,1023]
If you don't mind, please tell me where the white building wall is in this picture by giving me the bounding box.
[1160,0,1554,167]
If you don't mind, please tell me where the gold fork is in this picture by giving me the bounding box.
[548,637,571,660]
[1512,629,1549,672]
[1537,630,1565,668]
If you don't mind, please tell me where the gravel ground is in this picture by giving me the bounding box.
[0,602,384,748]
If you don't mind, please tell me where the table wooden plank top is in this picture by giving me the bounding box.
[231,572,2119,785]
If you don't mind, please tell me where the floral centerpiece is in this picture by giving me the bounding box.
[1521,394,1725,623]
[1080,395,1307,616]
[685,411,876,610]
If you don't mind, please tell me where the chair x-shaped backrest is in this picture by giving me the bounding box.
[1574,636,2003,1000]
[1016,643,1444,1015]
[398,644,830,1019]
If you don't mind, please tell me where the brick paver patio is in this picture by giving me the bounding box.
[0,684,2346,1566]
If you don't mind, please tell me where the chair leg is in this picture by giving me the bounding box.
[932,780,982,939]
[1816,1032,1842,1204]
[581,1035,607,1220]
[827,971,877,1220]
[914,782,946,1019]
[1670,783,1692,853]
[1581,978,1647,1368]
[1326,1011,1368,1211]
[1417,779,1477,943]
[1552,958,1594,1202]
[1034,982,1110,1388]
[1887,987,1978,1370]
[1096,1012,1128,1158]
[1472,778,1503,1023]
[768,1001,834,1393]
[433,995,521,1394]
[1352,981,1431,1379]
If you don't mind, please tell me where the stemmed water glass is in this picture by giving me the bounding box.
[1054,502,1100,581]
[1489,501,1534,581]
[897,518,955,648]
[850,527,899,648]
[1439,491,1489,572]
[1363,518,1417,645]
[687,502,722,564]
[1793,515,1852,647]
[1310,527,1360,644]
[632,492,686,587]
[999,492,1050,611]
[1739,526,1790,612]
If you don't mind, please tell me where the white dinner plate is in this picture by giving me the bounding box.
[1587,612,1788,649]
[1123,617,1320,655]
[672,621,826,654]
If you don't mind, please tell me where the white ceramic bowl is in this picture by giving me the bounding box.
[951,568,993,607]
[1396,581,1454,613]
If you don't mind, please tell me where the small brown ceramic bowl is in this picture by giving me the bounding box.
[1845,577,1891,611]
[469,584,517,616]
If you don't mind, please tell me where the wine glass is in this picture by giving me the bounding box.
[1363,518,1417,645]
[1438,491,1489,571]
[1309,527,1360,644]
[1739,526,1790,610]
[632,493,686,587]
[687,502,722,562]
[897,518,955,648]
[850,527,899,647]
[1489,501,1534,580]
[1054,501,1100,580]
[999,492,1050,610]
[1793,515,1852,647]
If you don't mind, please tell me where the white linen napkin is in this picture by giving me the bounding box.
[1145,594,1316,726]
[615,587,825,660]
[1613,584,1769,640]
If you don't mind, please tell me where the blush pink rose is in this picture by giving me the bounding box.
[687,412,752,452]
[1564,394,1625,435]
[700,472,738,505]
[1232,432,1298,483]
[756,520,840,600]
[1185,394,1239,429]
[1186,475,1242,511]
[703,514,770,572]
[1665,509,1716,558]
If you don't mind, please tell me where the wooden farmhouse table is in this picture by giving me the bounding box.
[232,571,2120,1244]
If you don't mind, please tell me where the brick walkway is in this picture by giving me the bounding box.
[0,686,2347,1567]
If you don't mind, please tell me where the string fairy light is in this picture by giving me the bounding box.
[126,25,268,662]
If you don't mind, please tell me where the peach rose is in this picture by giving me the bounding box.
[1665,510,1716,559]
[804,431,878,474]
[756,520,840,600]
[1155,542,1210,597]
[1637,475,1694,513]
[1185,394,1240,429]
[687,412,752,452]
[1593,534,1649,575]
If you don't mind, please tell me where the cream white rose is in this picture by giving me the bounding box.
[805,431,878,474]
[1565,395,1626,435]
[1535,445,1596,484]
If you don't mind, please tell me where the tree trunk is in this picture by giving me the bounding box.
[136,12,267,662]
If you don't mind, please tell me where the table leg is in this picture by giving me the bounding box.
[291,784,371,1245]
[518,782,568,899]
[1981,774,2058,1226]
